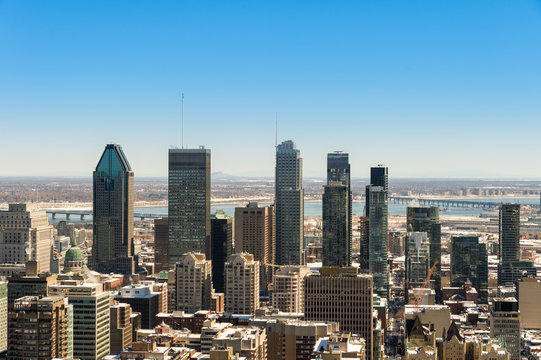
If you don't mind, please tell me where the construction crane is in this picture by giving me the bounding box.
[411,260,439,307]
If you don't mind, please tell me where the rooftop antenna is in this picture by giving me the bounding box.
[181,92,185,149]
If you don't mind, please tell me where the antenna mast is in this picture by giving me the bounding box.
[181,93,185,149]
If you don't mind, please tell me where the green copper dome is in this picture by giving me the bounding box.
[65,243,85,262]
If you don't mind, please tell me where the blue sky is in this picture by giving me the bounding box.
[1,0,541,178]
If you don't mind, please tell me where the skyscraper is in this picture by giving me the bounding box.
[407,207,442,301]
[322,152,352,267]
[358,216,370,271]
[450,236,488,303]
[368,186,389,298]
[90,144,135,274]
[499,203,520,263]
[365,166,388,217]
[322,183,350,266]
[153,217,169,273]
[174,252,213,313]
[275,140,304,265]
[234,203,275,291]
[211,212,233,294]
[168,148,211,266]
[405,232,430,299]
[225,253,260,315]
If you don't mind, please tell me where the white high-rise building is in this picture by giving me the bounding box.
[225,253,260,314]
[271,266,311,313]
[175,252,213,313]
[0,203,53,272]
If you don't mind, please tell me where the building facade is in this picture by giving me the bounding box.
[450,236,488,303]
[211,212,233,294]
[271,266,311,313]
[168,148,211,266]
[490,298,520,360]
[368,186,389,298]
[322,182,350,267]
[174,252,213,313]
[225,253,260,314]
[90,144,135,274]
[154,217,169,273]
[275,140,304,265]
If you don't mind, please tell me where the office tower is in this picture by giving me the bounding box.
[271,266,311,313]
[498,261,536,286]
[115,285,159,330]
[7,261,58,303]
[235,203,275,291]
[389,231,404,257]
[168,148,211,266]
[322,183,350,266]
[359,216,370,271]
[175,252,213,313]
[8,296,73,359]
[211,212,233,293]
[57,220,75,243]
[110,302,133,355]
[490,298,520,360]
[90,144,135,275]
[365,166,388,217]
[451,236,488,303]
[0,282,5,353]
[48,282,110,360]
[405,232,430,301]
[407,207,442,302]
[154,217,169,273]
[140,280,168,313]
[0,203,53,272]
[368,186,389,297]
[304,267,373,360]
[499,203,520,262]
[275,140,304,265]
[225,253,260,314]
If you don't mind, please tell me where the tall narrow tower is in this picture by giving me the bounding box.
[275,140,304,265]
[90,144,135,274]
[168,148,211,267]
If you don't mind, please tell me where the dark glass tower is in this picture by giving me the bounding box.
[368,185,388,298]
[365,166,388,217]
[323,152,352,267]
[499,203,520,263]
[168,148,211,267]
[90,144,135,274]
[451,236,488,303]
[407,206,442,302]
[275,140,304,265]
[210,212,233,293]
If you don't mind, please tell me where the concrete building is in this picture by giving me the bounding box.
[271,266,311,313]
[313,334,367,360]
[48,281,110,360]
[90,144,135,274]
[518,277,541,329]
[110,302,133,355]
[451,236,488,303]
[115,284,160,329]
[249,318,339,360]
[7,261,57,303]
[57,220,76,243]
[211,326,267,360]
[141,280,168,314]
[168,148,211,265]
[7,296,73,360]
[275,140,304,265]
[490,298,520,360]
[0,282,6,353]
[211,212,234,294]
[0,203,54,272]
[234,203,275,291]
[304,267,373,360]
[225,253,260,315]
[359,216,370,272]
[175,252,213,313]
[322,182,350,267]
[407,207,442,302]
[154,217,169,273]
[324,152,352,267]
[368,186,389,298]
[404,305,451,338]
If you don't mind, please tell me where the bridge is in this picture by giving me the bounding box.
[389,196,540,210]
[46,210,163,221]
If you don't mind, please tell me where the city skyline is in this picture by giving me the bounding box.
[1,1,541,178]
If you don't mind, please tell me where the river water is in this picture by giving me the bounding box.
[48,197,540,223]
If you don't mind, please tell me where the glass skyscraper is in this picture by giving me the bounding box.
[368,185,388,298]
[322,152,351,267]
[451,236,488,303]
[275,140,304,265]
[365,166,388,217]
[499,203,520,263]
[168,148,211,267]
[90,144,135,274]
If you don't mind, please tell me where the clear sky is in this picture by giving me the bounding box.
[1,0,541,178]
